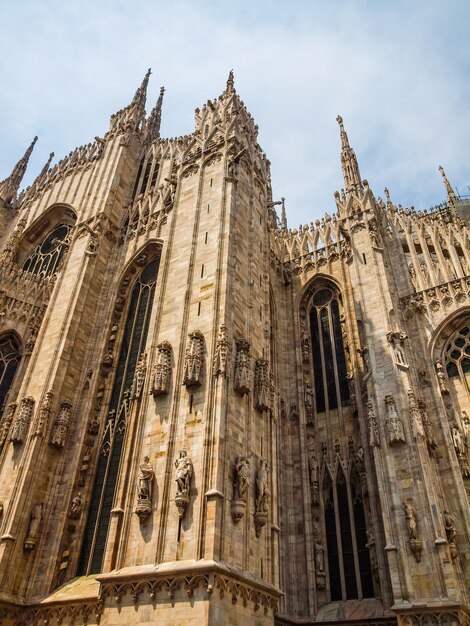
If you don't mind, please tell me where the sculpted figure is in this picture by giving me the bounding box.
[175,450,193,496]
[137,456,154,500]
[234,456,250,501]
[69,493,83,519]
[443,509,457,544]
[256,460,270,513]
[403,502,418,540]
[314,540,325,572]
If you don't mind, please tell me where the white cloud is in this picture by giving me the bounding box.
[1,0,469,225]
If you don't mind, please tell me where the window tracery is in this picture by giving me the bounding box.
[0,333,21,414]
[22,223,72,278]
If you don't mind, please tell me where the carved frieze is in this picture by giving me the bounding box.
[182,330,204,387]
[150,341,172,396]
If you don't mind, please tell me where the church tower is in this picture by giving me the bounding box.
[0,71,468,626]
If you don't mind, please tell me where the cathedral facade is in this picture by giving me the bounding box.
[0,71,469,626]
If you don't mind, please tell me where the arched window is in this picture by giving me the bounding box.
[445,325,470,398]
[78,256,160,575]
[0,334,21,413]
[23,223,72,277]
[322,466,373,601]
[309,286,349,413]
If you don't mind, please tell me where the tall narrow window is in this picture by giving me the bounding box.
[309,286,349,413]
[78,256,159,575]
[23,224,72,277]
[0,334,21,414]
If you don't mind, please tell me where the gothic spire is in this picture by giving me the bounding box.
[131,68,152,110]
[109,68,152,134]
[0,135,38,205]
[37,151,55,183]
[280,197,287,230]
[145,86,165,143]
[336,115,363,195]
[438,165,457,207]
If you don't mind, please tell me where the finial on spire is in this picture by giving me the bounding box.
[226,69,235,93]
[280,197,287,230]
[145,86,165,143]
[336,115,362,196]
[37,151,55,183]
[0,136,38,206]
[438,164,457,207]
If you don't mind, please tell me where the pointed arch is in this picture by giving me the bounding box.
[0,331,22,414]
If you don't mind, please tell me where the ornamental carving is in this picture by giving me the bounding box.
[150,341,172,396]
[384,395,406,445]
[175,449,193,518]
[182,330,204,387]
[366,400,380,447]
[135,455,154,523]
[68,493,83,519]
[0,401,16,448]
[234,339,251,395]
[49,399,72,449]
[403,501,422,562]
[10,396,34,445]
[31,390,53,438]
[254,359,271,412]
[131,352,147,400]
[213,324,230,377]
[254,459,270,537]
[407,389,425,440]
[435,358,449,394]
[231,456,250,523]
[418,400,438,450]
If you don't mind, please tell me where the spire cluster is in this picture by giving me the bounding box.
[336,115,363,196]
[0,135,38,206]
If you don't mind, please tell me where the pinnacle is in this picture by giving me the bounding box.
[226,69,235,93]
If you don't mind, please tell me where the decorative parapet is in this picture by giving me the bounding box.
[400,277,470,320]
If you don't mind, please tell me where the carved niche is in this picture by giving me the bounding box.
[213,324,230,378]
[49,399,72,449]
[384,395,406,445]
[10,396,35,445]
[182,331,204,387]
[254,359,271,412]
[150,341,172,396]
[233,339,251,396]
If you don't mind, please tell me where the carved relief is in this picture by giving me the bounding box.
[68,493,83,519]
[31,390,53,438]
[175,449,193,519]
[0,402,16,448]
[213,324,230,377]
[182,330,204,387]
[131,352,147,400]
[366,400,380,447]
[254,359,271,412]
[403,502,422,562]
[254,459,270,537]
[231,456,250,523]
[135,455,154,523]
[49,399,72,449]
[384,395,406,445]
[234,339,251,395]
[150,341,172,396]
[24,502,44,552]
[10,396,34,445]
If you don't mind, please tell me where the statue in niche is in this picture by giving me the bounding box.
[435,359,449,394]
[24,502,44,552]
[309,454,319,504]
[304,380,314,423]
[443,509,457,544]
[403,502,418,541]
[387,331,408,367]
[233,456,250,502]
[452,424,467,458]
[254,459,270,537]
[174,450,193,519]
[131,352,147,400]
[69,493,83,519]
[135,455,154,522]
[312,515,321,536]
[314,539,325,572]
[384,395,406,444]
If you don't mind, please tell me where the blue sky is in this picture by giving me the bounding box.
[1,0,469,225]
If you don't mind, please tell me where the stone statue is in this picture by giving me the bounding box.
[385,395,406,444]
[255,460,270,514]
[137,456,154,500]
[69,493,83,519]
[435,359,449,394]
[131,352,147,399]
[234,456,250,502]
[24,502,44,552]
[443,509,457,544]
[175,450,193,497]
[403,502,418,540]
[452,424,466,458]
[314,539,325,572]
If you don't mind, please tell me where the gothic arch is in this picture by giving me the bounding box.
[0,330,23,414]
